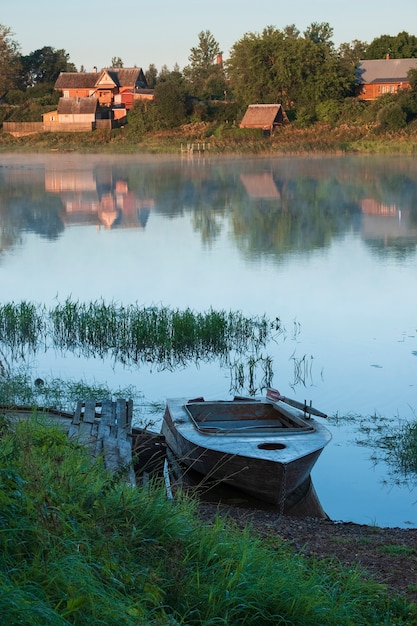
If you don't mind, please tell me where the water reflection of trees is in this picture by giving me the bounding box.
[231,176,361,259]
[1,156,417,259]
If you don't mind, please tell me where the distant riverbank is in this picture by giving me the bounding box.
[1,122,417,155]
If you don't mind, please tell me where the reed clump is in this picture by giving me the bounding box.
[0,414,413,625]
[0,301,45,359]
[0,299,280,394]
[49,299,276,368]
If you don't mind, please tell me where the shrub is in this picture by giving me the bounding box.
[295,106,317,127]
[4,90,26,105]
[316,100,342,124]
[377,102,407,131]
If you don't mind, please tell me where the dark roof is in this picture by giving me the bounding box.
[357,59,417,84]
[240,104,288,129]
[55,68,147,91]
[58,97,98,114]
[55,72,99,90]
[103,68,145,87]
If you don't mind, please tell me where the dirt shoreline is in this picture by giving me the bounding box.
[198,502,417,604]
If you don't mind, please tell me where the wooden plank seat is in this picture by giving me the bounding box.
[68,398,136,486]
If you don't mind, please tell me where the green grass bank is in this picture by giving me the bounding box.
[0,413,415,625]
[1,122,417,155]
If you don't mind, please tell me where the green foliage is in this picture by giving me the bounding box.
[0,299,279,395]
[153,80,186,128]
[4,99,57,123]
[0,23,21,97]
[145,63,158,88]
[226,23,354,113]
[316,100,343,124]
[4,89,25,104]
[393,421,417,476]
[183,30,227,99]
[304,21,334,46]
[364,31,417,60]
[19,46,76,89]
[338,97,368,124]
[377,102,407,131]
[124,101,149,138]
[0,416,413,624]
[110,56,124,68]
[337,39,369,70]
[296,105,317,127]
[408,68,417,92]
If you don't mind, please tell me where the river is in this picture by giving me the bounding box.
[1,151,416,527]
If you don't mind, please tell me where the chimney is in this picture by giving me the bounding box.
[93,66,97,73]
[216,53,223,66]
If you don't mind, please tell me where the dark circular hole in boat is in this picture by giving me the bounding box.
[257,442,286,450]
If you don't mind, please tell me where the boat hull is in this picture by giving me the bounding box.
[161,397,332,506]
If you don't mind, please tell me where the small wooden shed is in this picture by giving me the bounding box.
[240,104,289,134]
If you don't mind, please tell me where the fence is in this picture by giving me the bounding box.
[3,122,43,136]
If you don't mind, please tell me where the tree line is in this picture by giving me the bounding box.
[1,22,417,131]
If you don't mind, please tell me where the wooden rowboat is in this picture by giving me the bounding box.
[161,390,332,506]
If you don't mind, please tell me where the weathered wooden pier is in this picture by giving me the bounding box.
[68,398,136,486]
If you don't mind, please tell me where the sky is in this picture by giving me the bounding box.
[3,0,416,73]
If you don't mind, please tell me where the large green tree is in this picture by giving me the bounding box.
[183,30,227,99]
[20,46,77,88]
[0,24,21,97]
[363,31,417,59]
[226,23,353,116]
[338,39,369,66]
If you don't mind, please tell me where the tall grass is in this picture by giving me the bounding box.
[2,122,417,155]
[1,299,281,394]
[49,299,276,367]
[0,301,45,359]
[0,415,413,625]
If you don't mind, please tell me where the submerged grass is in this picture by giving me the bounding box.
[1,299,282,395]
[0,415,414,625]
[329,410,417,487]
[49,299,277,367]
[0,301,45,359]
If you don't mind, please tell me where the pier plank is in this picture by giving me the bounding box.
[69,398,136,486]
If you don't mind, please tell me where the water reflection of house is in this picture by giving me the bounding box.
[240,173,281,199]
[44,169,154,229]
[361,198,417,243]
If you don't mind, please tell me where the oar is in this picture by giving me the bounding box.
[279,396,327,419]
[266,388,327,418]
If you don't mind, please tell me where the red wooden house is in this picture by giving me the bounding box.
[54,68,152,109]
[356,58,417,101]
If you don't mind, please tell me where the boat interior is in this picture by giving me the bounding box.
[185,400,315,435]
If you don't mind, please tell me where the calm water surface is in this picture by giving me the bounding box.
[1,152,416,527]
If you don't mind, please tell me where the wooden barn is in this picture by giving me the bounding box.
[43,97,98,131]
[57,96,97,124]
[356,58,417,101]
[240,104,289,134]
